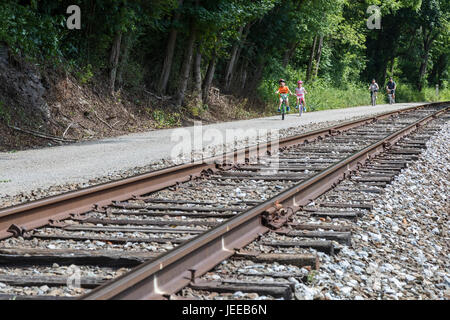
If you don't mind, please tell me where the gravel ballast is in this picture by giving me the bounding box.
[295,122,449,300]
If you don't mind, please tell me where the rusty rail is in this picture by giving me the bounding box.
[1,102,445,240]
[80,104,448,300]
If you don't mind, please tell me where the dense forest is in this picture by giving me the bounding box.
[0,0,449,149]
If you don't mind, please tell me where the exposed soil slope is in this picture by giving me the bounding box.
[0,45,262,152]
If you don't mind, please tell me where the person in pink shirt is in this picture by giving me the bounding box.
[295,80,308,113]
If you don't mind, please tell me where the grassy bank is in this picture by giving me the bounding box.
[395,83,450,103]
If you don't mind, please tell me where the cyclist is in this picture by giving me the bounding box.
[369,79,379,105]
[295,80,308,112]
[386,77,396,101]
[275,79,294,112]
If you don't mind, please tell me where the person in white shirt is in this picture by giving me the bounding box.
[295,80,308,112]
[369,79,379,105]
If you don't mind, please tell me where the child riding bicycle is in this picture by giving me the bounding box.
[275,79,294,112]
[295,80,307,112]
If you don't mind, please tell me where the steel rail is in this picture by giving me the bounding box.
[1,102,445,240]
[81,105,448,300]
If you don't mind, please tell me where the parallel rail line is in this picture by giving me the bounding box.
[0,102,447,300]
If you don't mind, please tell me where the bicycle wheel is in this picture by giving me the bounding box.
[299,102,303,116]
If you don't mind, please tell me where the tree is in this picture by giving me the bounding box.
[158,0,184,95]
[417,0,444,90]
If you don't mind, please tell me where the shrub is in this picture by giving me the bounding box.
[151,109,181,128]
[76,64,94,84]
[0,101,12,124]
[394,83,450,103]
[0,3,64,63]
[121,60,145,91]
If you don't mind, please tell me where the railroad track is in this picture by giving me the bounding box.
[0,102,448,300]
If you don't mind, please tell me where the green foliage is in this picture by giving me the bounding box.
[0,2,64,62]
[306,81,369,111]
[151,109,181,128]
[121,60,145,90]
[394,83,426,102]
[0,0,448,128]
[186,104,202,117]
[187,103,210,118]
[0,101,12,124]
[307,270,318,284]
[394,83,450,102]
[76,64,94,84]
[233,98,256,118]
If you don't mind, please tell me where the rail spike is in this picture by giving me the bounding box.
[7,224,26,237]
[93,204,107,213]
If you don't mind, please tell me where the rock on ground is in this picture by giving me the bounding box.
[299,122,449,300]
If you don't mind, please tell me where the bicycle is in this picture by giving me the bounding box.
[296,100,305,116]
[370,91,378,106]
[387,90,395,104]
[278,94,289,120]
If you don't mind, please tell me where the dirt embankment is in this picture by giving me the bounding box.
[0,44,262,152]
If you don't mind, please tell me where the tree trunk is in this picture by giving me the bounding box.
[158,0,184,95]
[306,36,317,81]
[109,30,123,93]
[175,26,196,107]
[283,41,298,68]
[382,61,388,88]
[247,62,265,93]
[224,26,244,91]
[193,49,202,107]
[389,56,395,75]
[313,36,323,79]
[240,60,249,93]
[117,32,132,88]
[224,23,252,92]
[417,52,430,91]
[203,51,217,103]
[429,53,446,87]
[417,29,435,91]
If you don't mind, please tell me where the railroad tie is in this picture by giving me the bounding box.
[273,229,352,245]
[0,247,157,267]
[309,211,361,220]
[261,240,335,255]
[0,274,105,289]
[232,252,319,269]
[82,217,219,227]
[30,233,191,245]
[106,209,236,218]
[318,202,373,210]
[287,222,352,232]
[189,280,293,300]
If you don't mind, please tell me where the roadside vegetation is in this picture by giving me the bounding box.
[0,0,448,148]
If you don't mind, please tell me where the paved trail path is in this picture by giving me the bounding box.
[0,103,424,197]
